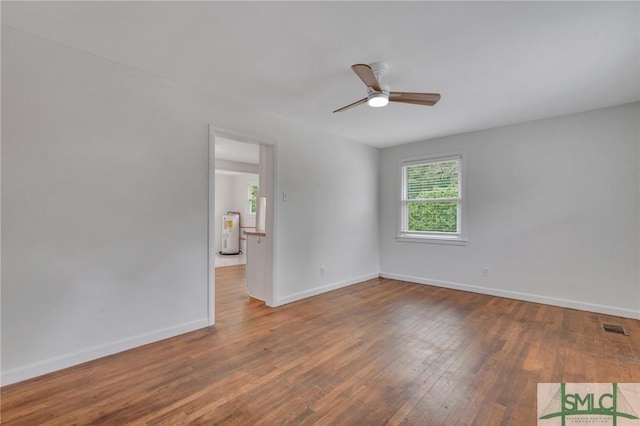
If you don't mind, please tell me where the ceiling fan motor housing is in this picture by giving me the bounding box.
[367,62,390,106]
[369,61,389,79]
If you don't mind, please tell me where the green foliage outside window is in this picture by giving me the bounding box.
[249,184,259,214]
[408,202,457,232]
[405,160,459,233]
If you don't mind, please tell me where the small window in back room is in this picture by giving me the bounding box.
[248,184,259,214]
[398,154,466,244]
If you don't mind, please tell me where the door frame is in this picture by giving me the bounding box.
[207,125,278,325]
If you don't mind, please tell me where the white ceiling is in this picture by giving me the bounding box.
[215,136,260,165]
[2,1,639,148]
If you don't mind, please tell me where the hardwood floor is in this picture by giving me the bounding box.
[2,266,639,425]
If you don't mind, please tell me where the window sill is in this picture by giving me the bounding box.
[397,235,467,246]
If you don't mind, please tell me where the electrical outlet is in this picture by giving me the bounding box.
[282,192,288,202]
[320,266,326,276]
[482,267,489,277]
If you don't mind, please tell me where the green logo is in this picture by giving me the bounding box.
[539,383,639,425]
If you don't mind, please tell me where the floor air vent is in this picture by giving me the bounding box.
[601,323,628,336]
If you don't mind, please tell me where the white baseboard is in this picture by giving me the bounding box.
[5,273,636,386]
[277,272,380,306]
[379,272,640,320]
[1,318,210,386]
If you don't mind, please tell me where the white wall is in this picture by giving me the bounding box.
[380,103,640,318]
[276,125,380,304]
[213,173,235,255]
[1,27,212,383]
[233,174,258,225]
[1,27,380,383]
[233,174,258,253]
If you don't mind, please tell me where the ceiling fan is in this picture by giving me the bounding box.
[333,62,441,113]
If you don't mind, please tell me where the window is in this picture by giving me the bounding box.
[399,154,465,244]
[248,184,259,214]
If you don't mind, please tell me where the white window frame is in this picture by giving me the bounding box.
[247,183,258,216]
[397,153,467,245]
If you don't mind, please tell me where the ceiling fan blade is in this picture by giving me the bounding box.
[389,92,441,106]
[351,64,381,92]
[333,97,368,113]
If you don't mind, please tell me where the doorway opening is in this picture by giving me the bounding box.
[208,127,277,326]
[214,136,260,268]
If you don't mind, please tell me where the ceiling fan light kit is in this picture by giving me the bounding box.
[333,62,441,113]
[367,90,389,107]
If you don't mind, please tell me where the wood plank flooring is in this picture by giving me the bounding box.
[2,266,639,425]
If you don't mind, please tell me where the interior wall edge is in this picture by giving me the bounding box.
[379,272,640,320]
[276,272,380,306]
